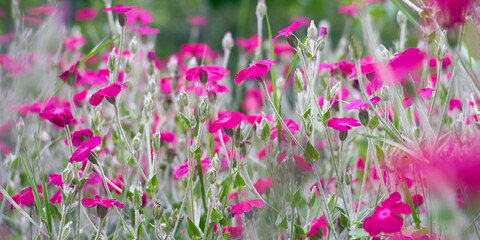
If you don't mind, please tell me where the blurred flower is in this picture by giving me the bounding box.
[47,173,63,187]
[185,65,230,82]
[270,119,300,141]
[8,186,42,209]
[253,178,272,195]
[277,153,313,172]
[66,128,94,147]
[173,158,210,180]
[64,36,86,52]
[20,15,42,25]
[344,97,381,111]
[195,83,229,97]
[39,106,75,128]
[273,42,295,56]
[131,26,160,35]
[181,43,218,60]
[235,35,259,53]
[89,82,128,106]
[327,117,361,131]
[75,8,97,21]
[208,112,244,133]
[59,62,81,84]
[27,5,55,15]
[81,195,124,208]
[230,199,264,216]
[12,97,70,115]
[103,4,140,13]
[271,21,304,43]
[448,98,462,111]
[411,194,424,207]
[417,88,435,100]
[306,216,327,238]
[188,16,208,26]
[242,88,263,113]
[338,5,357,15]
[49,189,62,204]
[432,0,474,27]
[227,190,247,201]
[363,192,411,236]
[234,59,277,84]
[77,69,109,86]
[69,136,101,163]
[126,9,152,26]
[223,226,244,239]
[73,90,88,107]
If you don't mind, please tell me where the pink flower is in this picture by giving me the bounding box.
[159,78,172,93]
[411,194,424,207]
[277,153,313,172]
[69,136,102,163]
[8,185,42,209]
[306,216,327,238]
[81,195,124,208]
[245,113,274,126]
[89,82,128,106]
[271,21,304,43]
[181,43,218,60]
[230,199,264,216]
[47,173,63,187]
[77,69,109,86]
[417,88,435,100]
[273,42,295,56]
[49,189,62,204]
[0,32,15,43]
[383,48,426,84]
[195,83,230,97]
[236,35,259,53]
[59,61,81,84]
[160,131,176,143]
[433,0,474,27]
[363,192,411,236]
[73,90,88,107]
[39,106,75,128]
[64,36,86,52]
[270,119,301,141]
[344,97,382,111]
[228,190,247,201]
[27,5,55,15]
[253,178,272,195]
[208,112,244,133]
[448,98,462,111]
[242,88,263,113]
[234,59,277,84]
[429,54,452,68]
[75,8,97,21]
[338,5,357,15]
[402,94,414,109]
[103,4,140,13]
[173,158,211,180]
[66,128,94,147]
[12,97,70,115]
[126,9,152,26]
[188,16,208,26]
[131,26,160,35]
[223,226,244,239]
[327,117,361,131]
[185,65,230,82]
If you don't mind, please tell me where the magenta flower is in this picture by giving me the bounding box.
[236,35,259,53]
[66,128,94,147]
[58,61,81,84]
[77,69,109,86]
[173,158,210,180]
[385,48,426,84]
[271,21,304,43]
[208,112,244,133]
[344,97,381,111]
[327,117,361,131]
[89,82,128,106]
[253,178,272,195]
[181,43,217,60]
[160,131,176,143]
[273,42,295,56]
[69,136,102,163]
[230,199,264,216]
[75,8,97,21]
[411,194,424,207]
[126,9,153,26]
[131,26,160,35]
[81,195,124,208]
[188,16,208,26]
[159,78,172,93]
[8,185,42,209]
[39,106,75,128]
[49,189,62,204]
[194,83,230,97]
[243,88,263,113]
[64,36,86,52]
[277,153,313,172]
[222,226,244,239]
[47,173,63,187]
[185,65,230,82]
[306,216,327,238]
[103,4,140,13]
[270,118,301,141]
[433,0,474,27]
[417,87,435,100]
[73,90,88,107]
[338,5,357,15]
[449,98,462,111]
[234,59,277,84]
[363,192,411,236]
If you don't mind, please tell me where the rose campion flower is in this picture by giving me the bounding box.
[39,106,75,128]
[417,88,435,100]
[126,9,153,26]
[271,21,304,43]
[69,136,102,163]
[185,65,230,82]
[64,36,86,52]
[338,5,357,15]
[234,59,277,84]
[75,7,97,21]
[253,178,272,195]
[363,192,411,236]
[306,215,327,238]
[103,4,140,13]
[73,90,88,107]
[65,128,94,147]
[173,158,210,180]
[327,117,361,131]
[188,16,208,26]
[131,26,160,35]
[8,185,42,209]
[411,194,424,207]
[344,97,381,111]
[89,82,128,106]
[59,61,81,84]
[47,173,63,187]
[277,153,312,172]
[235,35,259,53]
[81,195,124,208]
[208,112,244,133]
[223,226,244,239]
[229,199,264,216]
[448,98,462,111]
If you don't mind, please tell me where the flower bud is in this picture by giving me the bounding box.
[307,21,318,41]
[167,56,178,75]
[125,59,132,74]
[148,62,155,76]
[349,35,363,60]
[344,166,352,185]
[294,68,304,91]
[207,168,217,184]
[62,163,74,186]
[62,186,75,206]
[256,1,266,18]
[380,85,390,102]
[304,116,313,137]
[199,69,208,85]
[153,128,161,152]
[153,201,164,220]
[144,94,153,113]
[168,208,179,226]
[132,133,142,152]
[222,32,234,52]
[286,34,299,49]
[16,117,24,136]
[129,37,138,54]
[118,13,127,27]
[396,11,406,26]
[87,151,98,165]
[108,49,117,73]
[359,110,369,126]
[179,87,189,107]
[97,205,109,219]
[198,97,209,123]
[235,127,242,148]
[211,153,220,171]
[60,221,72,240]
[133,184,143,209]
[339,130,348,141]
[436,40,447,62]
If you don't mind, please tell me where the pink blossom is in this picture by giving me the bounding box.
[433,0,474,27]
[383,48,426,84]
[0,32,15,43]
[75,8,97,21]
[27,5,55,15]
[277,153,313,172]
[208,112,244,133]
[49,189,62,204]
[185,65,230,82]
[131,26,160,35]
[59,61,81,84]
[89,82,128,106]
[13,97,70,115]
[77,69,109,86]
[429,54,452,68]
[159,78,172,93]
[230,199,264,216]
[236,35,259,53]
[271,21,304,43]
[270,119,300,141]
[338,5,357,15]
[103,4,140,13]
[188,16,208,26]
[357,157,365,170]
[39,106,75,128]
[0,141,11,155]
[66,128,94,147]
[411,194,424,207]
[344,97,382,111]
[195,83,230,97]
[306,216,327,238]
[242,88,263,113]
[227,190,247,201]
[327,117,361,131]
[417,88,435,100]
[253,178,272,195]
[363,192,411,236]
[73,90,88,107]
[234,59,277,84]
[8,185,42,209]
[69,136,102,163]
[126,9,152,26]
[181,43,217,60]
[81,195,124,208]
[273,42,295,56]
[448,98,462,111]
[245,113,274,125]
[223,226,244,239]
[64,36,86,52]
[173,158,210,180]
[160,131,176,143]
[47,173,63,187]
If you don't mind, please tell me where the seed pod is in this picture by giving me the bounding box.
[129,37,138,54]
[118,13,127,27]
[344,166,352,185]
[359,110,369,126]
[153,201,164,220]
[108,49,117,73]
[210,153,220,171]
[179,87,189,107]
[132,133,142,152]
[199,69,208,85]
[97,205,109,219]
[62,163,74,185]
[198,97,209,123]
[307,20,318,41]
[339,130,348,141]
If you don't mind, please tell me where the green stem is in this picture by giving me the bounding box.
[114,26,125,83]
[58,205,67,240]
[429,61,442,119]
[312,165,339,240]
[94,217,104,240]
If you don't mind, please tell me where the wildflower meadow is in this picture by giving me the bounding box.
[1,0,480,239]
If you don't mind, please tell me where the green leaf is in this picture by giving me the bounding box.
[368,115,379,130]
[78,36,119,68]
[211,208,222,223]
[303,108,311,119]
[340,212,349,228]
[349,227,369,239]
[187,217,202,239]
[149,174,159,188]
[292,189,303,206]
[322,110,330,125]
[294,224,306,238]
[233,173,246,189]
[276,217,288,230]
[303,141,319,163]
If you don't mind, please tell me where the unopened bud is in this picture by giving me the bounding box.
[380,86,390,102]
[211,153,220,171]
[222,32,234,51]
[199,69,208,85]
[129,37,138,54]
[167,56,178,75]
[304,116,313,137]
[62,163,74,185]
[148,62,155,76]
[62,186,75,206]
[349,35,363,60]
[376,44,391,63]
[97,205,109,219]
[125,59,132,74]
[153,201,164,220]
[16,118,24,136]
[294,69,304,91]
[168,208,179,226]
[198,97,209,123]
[108,49,117,73]
[179,87,189,107]
[359,110,369,126]
[307,21,318,41]
[153,128,161,152]
[87,151,98,165]
[118,13,127,27]
[144,94,153,113]
[60,221,72,240]
[256,1,266,18]
[344,166,352,185]
[132,133,142,151]
[207,169,217,184]
[286,34,299,49]
[133,184,143,209]
[235,127,242,148]
[436,40,447,62]
[396,11,406,26]
[339,130,348,141]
